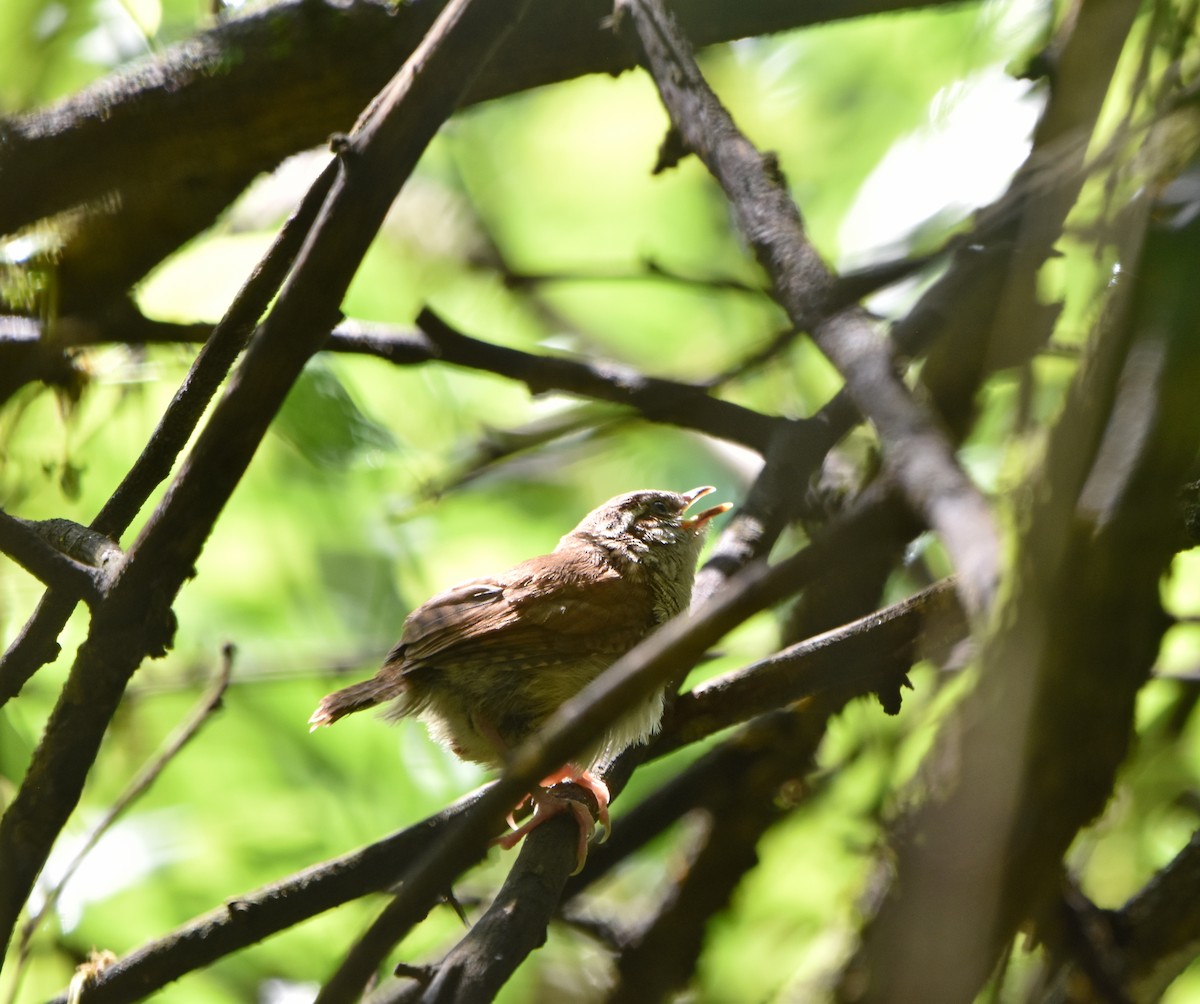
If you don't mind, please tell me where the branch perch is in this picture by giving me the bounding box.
[48,557,960,1001]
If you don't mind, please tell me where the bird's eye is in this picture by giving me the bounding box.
[648,499,673,517]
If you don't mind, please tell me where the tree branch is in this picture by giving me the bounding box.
[663,578,962,755]
[1113,826,1200,1001]
[415,309,788,453]
[0,0,530,963]
[0,159,337,707]
[607,706,828,1001]
[0,0,964,313]
[0,512,110,607]
[617,0,1000,618]
[10,647,234,995]
[48,791,488,1004]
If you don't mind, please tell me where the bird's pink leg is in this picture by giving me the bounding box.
[494,789,596,872]
[494,767,610,872]
[538,765,610,835]
[471,716,607,869]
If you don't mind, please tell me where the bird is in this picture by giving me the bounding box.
[309,485,731,866]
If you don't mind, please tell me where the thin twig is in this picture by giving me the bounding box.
[415,308,789,454]
[498,258,766,297]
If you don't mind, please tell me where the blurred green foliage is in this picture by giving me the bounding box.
[3,0,1200,1001]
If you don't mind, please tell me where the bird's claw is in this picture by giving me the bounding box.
[493,779,609,874]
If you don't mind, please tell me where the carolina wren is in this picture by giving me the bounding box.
[310,486,731,864]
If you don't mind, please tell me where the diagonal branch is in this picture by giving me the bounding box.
[0,0,965,314]
[8,647,234,999]
[840,174,1200,1003]
[607,705,829,1001]
[1112,826,1200,1000]
[617,0,1000,619]
[0,160,338,708]
[664,577,963,754]
[0,0,531,965]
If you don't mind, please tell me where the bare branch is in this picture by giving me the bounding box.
[692,420,837,607]
[0,0,529,961]
[1113,827,1200,1001]
[45,791,487,1004]
[372,818,582,1004]
[416,308,789,453]
[10,647,234,992]
[0,0,964,313]
[0,511,109,606]
[664,578,962,755]
[0,160,337,707]
[617,0,1000,618]
[0,307,793,457]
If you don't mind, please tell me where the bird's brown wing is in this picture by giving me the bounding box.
[397,550,655,672]
[394,579,510,660]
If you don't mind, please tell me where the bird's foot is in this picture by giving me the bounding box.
[493,769,610,873]
[539,766,610,837]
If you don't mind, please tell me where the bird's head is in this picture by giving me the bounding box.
[562,486,731,564]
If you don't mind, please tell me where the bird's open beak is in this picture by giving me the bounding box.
[680,485,732,530]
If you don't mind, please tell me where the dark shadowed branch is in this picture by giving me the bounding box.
[415,309,788,453]
[1108,826,1200,1000]
[839,167,1200,1003]
[0,0,531,966]
[0,0,964,315]
[0,512,110,606]
[7,647,234,998]
[913,0,1141,443]
[618,0,1000,619]
[0,306,794,456]
[46,792,488,1004]
[0,161,337,707]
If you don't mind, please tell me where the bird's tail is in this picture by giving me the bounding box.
[308,675,397,731]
